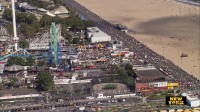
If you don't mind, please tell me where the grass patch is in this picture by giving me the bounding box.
[103,84,117,90]
[147,92,174,100]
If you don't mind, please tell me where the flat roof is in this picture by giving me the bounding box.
[0,94,43,100]
[1,88,39,96]
[182,93,200,101]
[87,27,110,38]
[136,69,166,78]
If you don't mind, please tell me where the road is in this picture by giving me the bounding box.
[0,97,142,111]
[65,0,200,91]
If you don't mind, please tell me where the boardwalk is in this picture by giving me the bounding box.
[65,0,200,91]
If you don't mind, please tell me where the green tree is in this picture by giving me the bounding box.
[16,12,27,23]
[10,77,18,86]
[26,14,37,24]
[7,57,25,66]
[19,39,29,49]
[37,71,53,91]
[132,70,137,78]
[37,61,45,67]
[26,26,35,37]
[19,23,29,35]
[126,77,135,87]
[3,8,38,36]
[68,10,76,16]
[25,57,35,66]
[30,21,40,33]
[20,0,52,9]
[2,8,12,21]
[117,67,128,83]
[7,77,18,88]
[125,63,133,70]
[72,37,80,44]
[53,0,65,5]
[3,9,14,34]
[39,14,53,27]
[126,70,133,76]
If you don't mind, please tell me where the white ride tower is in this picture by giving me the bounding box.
[11,0,19,51]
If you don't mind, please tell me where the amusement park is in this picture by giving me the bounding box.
[0,0,200,111]
[0,22,63,72]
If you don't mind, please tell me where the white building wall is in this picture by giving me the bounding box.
[182,93,200,107]
[149,81,168,87]
[188,99,200,107]
[87,27,111,43]
[91,36,111,43]
[29,43,49,50]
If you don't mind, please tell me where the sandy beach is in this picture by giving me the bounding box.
[75,0,200,80]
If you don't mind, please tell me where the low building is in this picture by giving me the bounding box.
[29,24,64,50]
[29,43,49,50]
[110,50,130,58]
[182,93,200,107]
[51,6,69,15]
[0,88,44,103]
[87,27,111,43]
[46,11,55,17]
[19,2,37,11]
[111,41,123,50]
[91,83,128,97]
[135,67,169,94]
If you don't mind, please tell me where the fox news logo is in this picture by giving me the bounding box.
[166,96,186,105]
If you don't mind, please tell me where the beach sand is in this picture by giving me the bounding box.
[75,0,200,80]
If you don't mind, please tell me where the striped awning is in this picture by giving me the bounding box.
[5,65,24,72]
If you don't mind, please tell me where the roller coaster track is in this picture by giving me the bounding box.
[0,49,48,61]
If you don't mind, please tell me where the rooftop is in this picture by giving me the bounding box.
[182,93,200,101]
[1,88,39,96]
[87,27,110,38]
[136,69,165,79]
[52,6,69,14]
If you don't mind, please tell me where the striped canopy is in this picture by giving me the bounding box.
[5,65,24,72]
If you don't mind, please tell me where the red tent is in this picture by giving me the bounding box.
[59,70,63,77]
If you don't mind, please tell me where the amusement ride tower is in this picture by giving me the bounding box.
[11,0,19,51]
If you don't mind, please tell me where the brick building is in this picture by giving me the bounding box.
[135,68,169,94]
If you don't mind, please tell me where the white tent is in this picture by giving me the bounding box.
[46,11,55,17]
[52,6,69,15]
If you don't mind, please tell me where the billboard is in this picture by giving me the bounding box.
[166,96,186,105]
[149,81,167,87]
[167,82,179,89]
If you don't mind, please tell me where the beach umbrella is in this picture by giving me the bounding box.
[5,65,24,72]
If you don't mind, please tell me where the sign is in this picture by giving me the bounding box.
[0,63,4,74]
[166,96,186,105]
[149,82,167,87]
[167,82,179,89]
